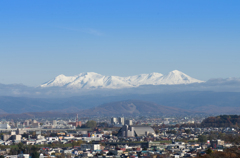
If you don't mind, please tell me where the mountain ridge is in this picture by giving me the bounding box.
[41,70,204,89]
[78,100,195,116]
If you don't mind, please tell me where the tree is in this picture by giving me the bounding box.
[206,148,213,154]
[50,133,57,137]
[22,133,28,139]
[31,145,38,153]
[18,142,25,153]
[31,151,40,158]
[185,129,191,134]
[155,129,160,134]
[198,135,207,143]
[85,120,97,128]
[72,140,83,147]
[166,130,176,134]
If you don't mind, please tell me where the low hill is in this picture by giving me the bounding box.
[79,100,194,116]
[201,115,240,127]
[1,91,240,115]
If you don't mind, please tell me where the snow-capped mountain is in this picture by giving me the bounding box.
[40,70,204,89]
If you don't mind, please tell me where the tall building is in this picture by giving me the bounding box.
[53,120,57,126]
[125,120,133,126]
[118,117,124,125]
[111,117,117,124]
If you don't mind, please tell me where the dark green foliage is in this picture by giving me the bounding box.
[50,133,58,137]
[83,120,97,128]
[31,151,39,158]
[206,148,213,154]
[201,115,240,127]
[166,130,176,134]
[185,129,191,134]
[22,133,28,138]
[198,135,207,143]
[71,140,83,147]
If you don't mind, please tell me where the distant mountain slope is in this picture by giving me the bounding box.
[78,100,193,116]
[1,92,240,114]
[40,70,204,89]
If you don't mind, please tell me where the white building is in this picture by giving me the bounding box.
[47,137,59,141]
[81,144,101,151]
[120,125,155,137]
[118,117,124,125]
[0,123,11,129]
[17,154,30,158]
[111,117,117,124]
[125,120,133,126]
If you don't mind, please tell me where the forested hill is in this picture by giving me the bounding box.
[201,115,240,127]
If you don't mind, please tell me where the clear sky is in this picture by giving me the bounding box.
[0,0,240,86]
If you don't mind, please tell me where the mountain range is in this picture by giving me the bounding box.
[1,70,240,117]
[1,91,240,117]
[40,70,204,89]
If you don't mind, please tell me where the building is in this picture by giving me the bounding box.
[12,135,22,141]
[31,123,40,128]
[81,144,101,151]
[125,120,133,126]
[32,120,38,123]
[111,117,117,124]
[11,131,16,135]
[17,154,30,158]
[211,140,224,149]
[141,141,163,149]
[2,135,11,141]
[118,125,155,137]
[68,121,82,127]
[0,124,11,129]
[52,120,57,126]
[24,120,30,126]
[118,117,124,125]
[16,128,26,135]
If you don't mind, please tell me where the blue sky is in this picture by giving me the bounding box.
[0,0,240,86]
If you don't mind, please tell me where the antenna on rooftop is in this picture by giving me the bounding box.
[76,114,78,123]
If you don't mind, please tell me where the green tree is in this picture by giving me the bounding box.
[85,120,97,128]
[31,151,40,158]
[206,148,213,154]
[185,129,191,134]
[18,142,25,153]
[198,135,207,143]
[50,133,57,137]
[31,145,38,153]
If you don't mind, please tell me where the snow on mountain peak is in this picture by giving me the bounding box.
[170,70,182,73]
[40,70,204,89]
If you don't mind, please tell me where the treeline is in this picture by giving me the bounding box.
[153,115,240,128]
[0,140,84,158]
[196,146,240,158]
[201,115,240,127]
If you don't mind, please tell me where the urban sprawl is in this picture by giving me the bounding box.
[0,115,239,158]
